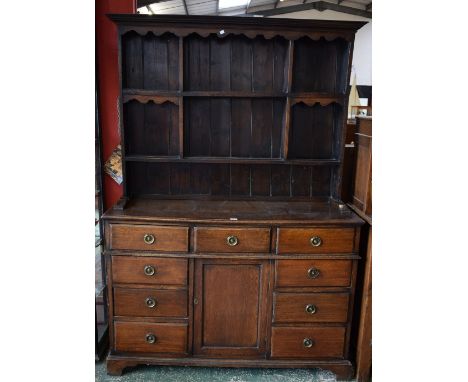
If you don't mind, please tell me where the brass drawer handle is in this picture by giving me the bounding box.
[310,236,322,247]
[145,333,157,344]
[303,338,314,348]
[144,265,156,276]
[307,267,320,279]
[145,297,157,308]
[143,234,155,245]
[227,235,239,246]
[305,304,317,314]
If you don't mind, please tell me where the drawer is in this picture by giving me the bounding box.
[114,321,188,354]
[273,292,349,323]
[277,228,355,254]
[194,227,270,253]
[109,224,189,252]
[271,326,346,358]
[276,259,352,287]
[112,256,187,285]
[114,288,188,318]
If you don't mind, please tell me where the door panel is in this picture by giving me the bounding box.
[193,259,271,358]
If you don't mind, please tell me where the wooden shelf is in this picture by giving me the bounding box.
[123,89,344,101]
[125,155,340,165]
[117,17,360,201]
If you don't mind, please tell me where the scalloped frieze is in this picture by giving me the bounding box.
[123,94,179,105]
[290,97,343,107]
[120,26,354,42]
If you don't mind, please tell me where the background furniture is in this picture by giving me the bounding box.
[104,14,365,380]
[348,116,372,381]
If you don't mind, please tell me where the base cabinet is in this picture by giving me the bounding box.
[104,201,363,380]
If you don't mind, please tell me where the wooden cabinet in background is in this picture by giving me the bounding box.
[349,116,372,382]
[352,117,372,218]
[103,14,366,380]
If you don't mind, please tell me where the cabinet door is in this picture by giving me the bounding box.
[193,259,271,358]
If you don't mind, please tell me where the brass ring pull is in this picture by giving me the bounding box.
[310,236,322,247]
[145,333,157,344]
[305,304,317,314]
[143,234,155,245]
[144,265,156,276]
[307,267,320,279]
[303,338,314,348]
[227,235,239,246]
[145,297,157,308]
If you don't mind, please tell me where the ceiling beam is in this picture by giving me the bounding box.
[249,1,372,18]
[246,0,252,13]
[138,0,173,7]
[182,0,189,15]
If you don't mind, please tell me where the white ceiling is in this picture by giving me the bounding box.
[137,0,372,20]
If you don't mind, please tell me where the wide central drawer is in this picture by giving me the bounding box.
[273,292,349,323]
[194,227,271,253]
[113,287,188,317]
[275,259,352,287]
[112,256,188,285]
[271,326,346,358]
[277,228,355,254]
[114,321,188,354]
[109,224,189,252]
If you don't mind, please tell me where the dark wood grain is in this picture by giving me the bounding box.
[109,224,188,252]
[351,117,372,218]
[114,321,188,353]
[103,198,363,225]
[106,14,364,378]
[271,326,346,358]
[277,227,355,254]
[193,259,270,357]
[355,227,372,382]
[276,259,352,287]
[273,292,349,323]
[113,287,188,318]
[194,227,271,253]
[112,256,188,285]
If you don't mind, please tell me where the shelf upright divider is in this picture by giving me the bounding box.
[179,36,184,158]
[281,39,294,160]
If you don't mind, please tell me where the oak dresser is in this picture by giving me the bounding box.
[103,14,365,380]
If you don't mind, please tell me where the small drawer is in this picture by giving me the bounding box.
[114,321,188,354]
[194,227,270,253]
[114,288,188,318]
[277,228,355,254]
[271,326,346,358]
[273,292,349,323]
[109,224,189,252]
[112,256,187,285]
[275,259,352,287]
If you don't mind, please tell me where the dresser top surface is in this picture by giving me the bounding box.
[103,198,364,225]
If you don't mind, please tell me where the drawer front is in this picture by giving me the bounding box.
[114,321,188,354]
[194,227,271,253]
[112,256,188,285]
[273,292,349,323]
[109,224,189,252]
[114,288,188,318]
[276,260,352,287]
[277,228,355,254]
[271,326,346,358]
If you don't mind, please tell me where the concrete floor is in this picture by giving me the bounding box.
[95,360,345,382]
